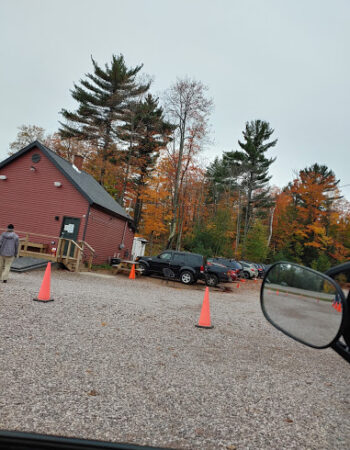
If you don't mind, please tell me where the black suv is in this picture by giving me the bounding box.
[137,250,205,285]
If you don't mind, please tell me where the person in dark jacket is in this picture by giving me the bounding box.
[0,224,19,283]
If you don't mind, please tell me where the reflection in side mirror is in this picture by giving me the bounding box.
[261,262,345,348]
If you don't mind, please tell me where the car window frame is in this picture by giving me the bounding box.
[158,252,173,261]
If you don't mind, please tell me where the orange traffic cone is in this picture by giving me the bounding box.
[195,287,214,329]
[337,302,342,312]
[33,262,54,302]
[129,264,136,280]
[236,282,240,288]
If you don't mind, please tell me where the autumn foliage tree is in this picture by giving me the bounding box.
[270,163,349,268]
[119,94,174,228]
[8,109,350,266]
[163,77,213,249]
[137,151,209,253]
[137,161,173,253]
[9,125,46,154]
[46,132,95,163]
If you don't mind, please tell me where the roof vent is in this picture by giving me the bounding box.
[72,164,81,173]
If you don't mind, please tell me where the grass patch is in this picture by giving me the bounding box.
[91,263,114,271]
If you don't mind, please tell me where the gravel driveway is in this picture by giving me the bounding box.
[0,269,349,449]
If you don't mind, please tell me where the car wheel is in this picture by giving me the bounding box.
[205,273,219,287]
[138,262,148,275]
[243,271,250,279]
[180,270,194,285]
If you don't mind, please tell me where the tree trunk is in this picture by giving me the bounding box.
[133,192,143,231]
[120,138,134,205]
[149,231,154,255]
[167,121,186,248]
[133,166,147,230]
[176,190,186,250]
[235,189,242,258]
[242,175,253,256]
[196,180,205,222]
[176,214,184,251]
[267,206,275,247]
[99,124,111,185]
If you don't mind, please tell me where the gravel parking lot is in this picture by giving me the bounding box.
[0,269,349,449]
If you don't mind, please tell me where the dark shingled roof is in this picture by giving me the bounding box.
[0,141,132,222]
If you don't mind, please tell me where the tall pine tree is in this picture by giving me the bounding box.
[233,120,277,255]
[59,54,150,185]
[119,94,174,228]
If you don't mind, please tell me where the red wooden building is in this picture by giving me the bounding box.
[0,141,134,265]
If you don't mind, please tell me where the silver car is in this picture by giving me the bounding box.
[239,261,258,279]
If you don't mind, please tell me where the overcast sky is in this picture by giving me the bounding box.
[1,0,349,196]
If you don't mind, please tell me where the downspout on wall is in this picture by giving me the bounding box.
[82,204,91,242]
[119,220,128,249]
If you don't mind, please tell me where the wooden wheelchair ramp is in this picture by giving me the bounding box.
[11,257,52,272]
[0,229,95,272]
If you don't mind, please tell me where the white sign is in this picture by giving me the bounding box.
[64,224,75,233]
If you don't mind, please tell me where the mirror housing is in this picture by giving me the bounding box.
[261,262,346,349]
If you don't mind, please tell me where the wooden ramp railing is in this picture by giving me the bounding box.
[0,229,95,272]
[56,238,95,272]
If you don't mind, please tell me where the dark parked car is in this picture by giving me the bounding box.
[204,261,237,286]
[255,263,266,278]
[263,264,271,272]
[136,251,236,287]
[136,250,205,285]
[209,258,243,278]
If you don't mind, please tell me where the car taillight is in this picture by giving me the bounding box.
[200,265,204,272]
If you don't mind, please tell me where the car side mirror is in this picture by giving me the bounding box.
[261,262,345,349]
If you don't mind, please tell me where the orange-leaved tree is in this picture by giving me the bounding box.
[271,163,349,269]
